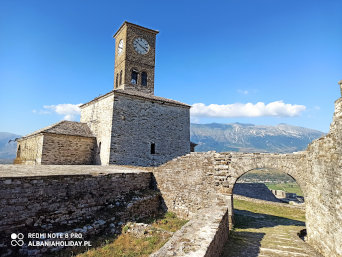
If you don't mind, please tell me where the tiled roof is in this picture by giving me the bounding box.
[19,121,95,140]
[114,89,190,107]
[80,90,190,108]
[113,21,159,38]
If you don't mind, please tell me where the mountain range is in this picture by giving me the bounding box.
[0,132,21,163]
[0,123,324,163]
[190,123,324,153]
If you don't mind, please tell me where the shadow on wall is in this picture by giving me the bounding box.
[150,173,169,213]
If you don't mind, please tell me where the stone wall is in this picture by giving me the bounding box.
[41,134,95,165]
[7,84,342,257]
[304,97,342,257]
[0,168,160,256]
[15,134,44,165]
[80,92,114,165]
[153,92,342,257]
[153,152,220,219]
[152,153,231,257]
[151,195,229,257]
[110,93,190,166]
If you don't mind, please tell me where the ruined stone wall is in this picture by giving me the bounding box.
[151,195,229,257]
[304,97,342,257]
[152,154,230,257]
[15,134,44,165]
[110,93,190,166]
[0,169,160,256]
[153,152,217,219]
[80,93,114,165]
[40,134,95,165]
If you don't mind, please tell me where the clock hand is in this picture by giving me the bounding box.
[137,42,148,52]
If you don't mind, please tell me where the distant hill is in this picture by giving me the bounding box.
[0,132,21,163]
[0,123,324,163]
[190,123,324,153]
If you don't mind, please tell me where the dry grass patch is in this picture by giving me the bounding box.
[234,199,305,222]
[77,212,187,257]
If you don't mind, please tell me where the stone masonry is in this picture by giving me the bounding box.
[152,81,342,257]
[16,22,191,167]
[10,81,342,256]
[80,92,115,165]
[113,22,158,94]
[110,91,190,166]
[15,121,95,165]
[9,20,342,256]
[0,166,160,256]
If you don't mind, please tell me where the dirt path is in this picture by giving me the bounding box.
[221,200,322,257]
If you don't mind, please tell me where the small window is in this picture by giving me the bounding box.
[150,143,155,154]
[115,74,119,88]
[119,70,122,85]
[141,72,147,86]
[97,142,101,155]
[131,70,138,84]
[17,145,21,158]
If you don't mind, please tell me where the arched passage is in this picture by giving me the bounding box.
[213,152,308,228]
[219,159,319,256]
[232,167,304,204]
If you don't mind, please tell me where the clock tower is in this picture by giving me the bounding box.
[113,21,159,95]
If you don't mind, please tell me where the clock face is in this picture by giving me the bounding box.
[133,38,150,55]
[118,39,123,56]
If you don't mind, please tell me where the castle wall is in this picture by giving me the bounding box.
[40,134,95,165]
[0,168,160,256]
[14,134,44,164]
[304,98,342,257]
[80,93,114,165]
[151,197,229,257]
[153,152,218,219]
[110,93,190,166]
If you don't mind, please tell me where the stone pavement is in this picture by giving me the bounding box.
[221,200,322,257]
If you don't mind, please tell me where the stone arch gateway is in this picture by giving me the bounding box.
[153,81,342,257]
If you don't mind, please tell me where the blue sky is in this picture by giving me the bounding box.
[1,0,341,135]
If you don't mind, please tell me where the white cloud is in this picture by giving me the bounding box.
[191,101,306,118]
[42,103,82,121]
[237,89,249,95]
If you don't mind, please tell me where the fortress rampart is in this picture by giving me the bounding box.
[3,84,342,256]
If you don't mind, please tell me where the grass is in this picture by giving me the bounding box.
[234,199,306,222]
[76,212,187,257]
[221,198,307,256]
[265,182,304,196]
[76,234,165,257]
[152,211,188,232]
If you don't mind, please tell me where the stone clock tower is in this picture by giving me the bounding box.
[113,21,159,95]
[16,21,190,167]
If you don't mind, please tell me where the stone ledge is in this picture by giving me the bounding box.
[150,195,229,257]
[0,165,150,178]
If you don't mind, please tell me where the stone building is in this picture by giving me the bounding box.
[15,21,191,166]
[14,121,95,165]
